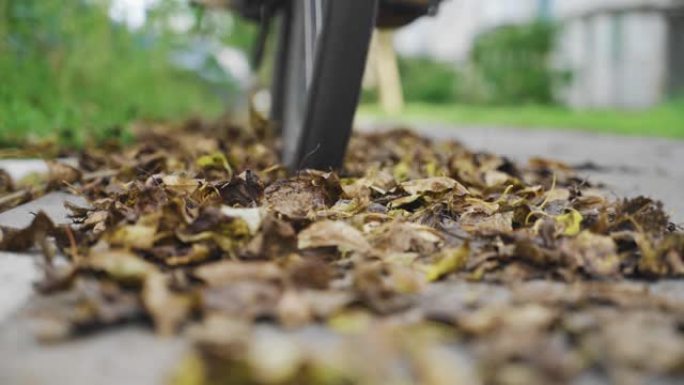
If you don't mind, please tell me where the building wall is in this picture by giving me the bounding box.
[669,12,684,96]
[395,0,681,109]
[555,4,670,109]
[622,11,669,107]
[554,0,682,18]
[395,0,542,62]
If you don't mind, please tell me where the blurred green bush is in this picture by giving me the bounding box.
[398,56,460,104]
[469,22,568,104]
[364,22,567,108]
[0,0,240,146]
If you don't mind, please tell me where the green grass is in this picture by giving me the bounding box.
[0,0,234,148]
[359,101,684,139]
[0,61,227,147]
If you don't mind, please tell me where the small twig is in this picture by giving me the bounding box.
[82,169,119,181]
[64,226,81,264]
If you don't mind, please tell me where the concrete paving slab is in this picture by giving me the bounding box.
[0,192,88,228]
[0,158,79,182]
[0,159,49,181]
[0,156,186,385]
[0,253,40,322]
[0,157,87,227]
[0,192,88,324]
[0,322,189,385]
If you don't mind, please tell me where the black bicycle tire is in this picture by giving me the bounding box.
[277,0,379,171]
[269,9,291,127]
[278,0,308,169]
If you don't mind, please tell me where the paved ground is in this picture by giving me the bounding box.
[0,190,188,385]
[0,192,87,321]
[0,126,682,385]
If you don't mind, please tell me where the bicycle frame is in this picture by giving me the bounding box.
[278,0,379,170]
[194,0,443,170]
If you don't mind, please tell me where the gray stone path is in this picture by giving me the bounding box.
[0,323,187,385]
[0,126,683,385]
[0,192,87,228]
[0,252,40,322]
[0,157,89,323]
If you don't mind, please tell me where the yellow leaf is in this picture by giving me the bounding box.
[168,353,206,385]
[424,162,438,177]
[109,224,157,249]
[196,152,232,176]
[555,209,583,236]
[328,310,373,334]
[88,249,156,283]
[426,243,470,282]
[108,213,160,250]
[393,162,411,182]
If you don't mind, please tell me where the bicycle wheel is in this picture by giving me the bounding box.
[272,0,379,171]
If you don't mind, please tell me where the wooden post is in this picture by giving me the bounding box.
[365,29,405,115]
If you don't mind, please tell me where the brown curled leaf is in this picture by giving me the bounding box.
[298,220,372,253]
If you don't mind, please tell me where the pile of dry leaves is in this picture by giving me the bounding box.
[1,119,682,385]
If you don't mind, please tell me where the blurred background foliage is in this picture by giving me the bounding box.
[371,22,563,106]
[0,0,253,146]
[363,20,683,138]
[398,57,460,104]
[468,22,565,104]
[0,0,682,145]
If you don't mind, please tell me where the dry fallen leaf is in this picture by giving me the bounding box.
[87,249,157,283]
[555,209,583,236]
[193,260,282,286]
[561,231,621,277]
[265,178,328,219]
[0,211,55,252]
[298,220,372,253]
[426,243,470,282]
[8,120,681,385]
[143,272,193,336]
[401,177,469,196]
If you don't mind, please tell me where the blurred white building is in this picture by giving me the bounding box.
[396,0,684,109]
[554,0,684,109]
[396,0,543,62]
